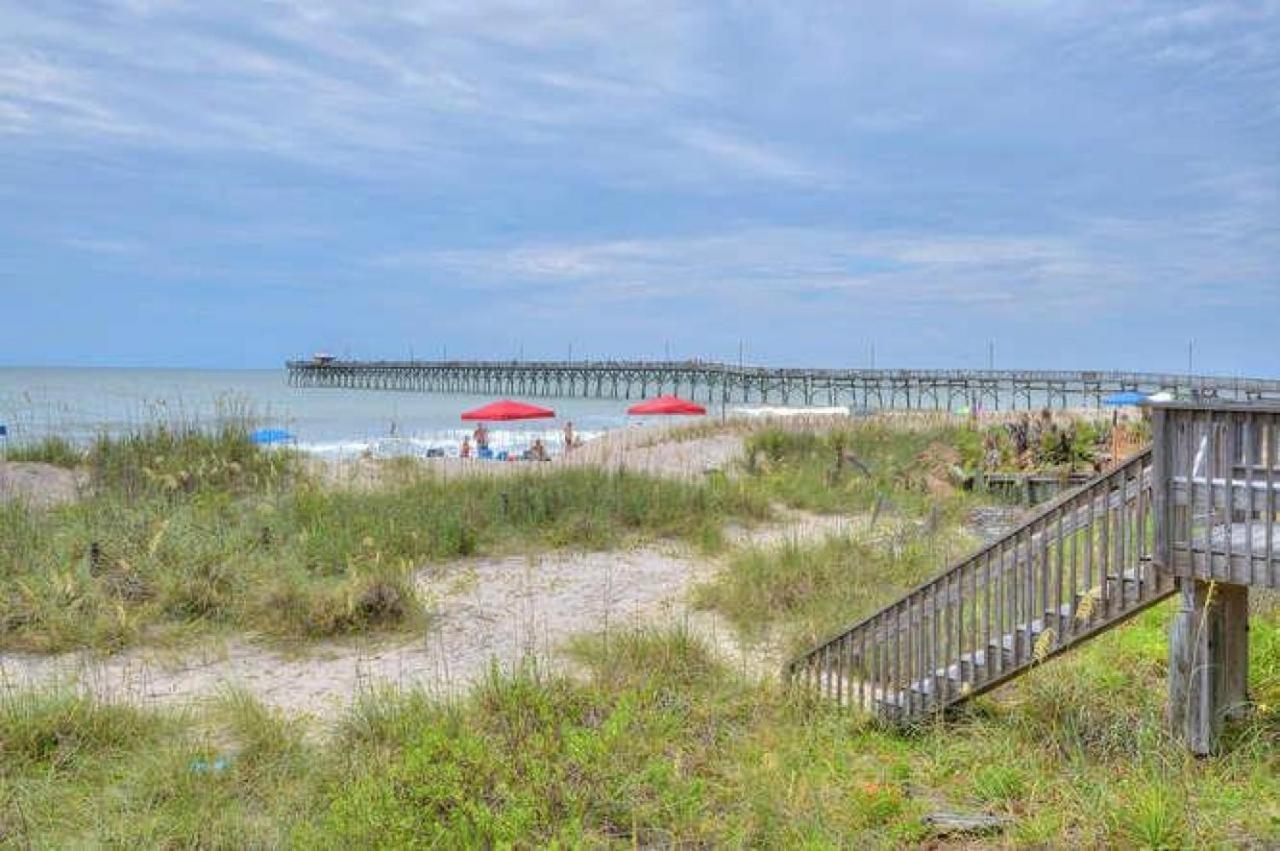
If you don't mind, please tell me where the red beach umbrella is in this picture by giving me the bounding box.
[627,395,707,416]
[460,399,556,421]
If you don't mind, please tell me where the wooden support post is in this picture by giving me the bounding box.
[1169,579,1249,755]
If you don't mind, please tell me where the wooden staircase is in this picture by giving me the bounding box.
[789,448,1177,721]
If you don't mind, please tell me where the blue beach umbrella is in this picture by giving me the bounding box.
[250,428,295,445]
[1102,391,1147,407]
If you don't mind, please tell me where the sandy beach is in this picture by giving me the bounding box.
[0,418,853,717]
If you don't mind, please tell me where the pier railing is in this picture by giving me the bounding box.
[285,359,1280,410]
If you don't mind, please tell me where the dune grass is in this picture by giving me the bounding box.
[740,422,987,518]
[695,420,1001,651]
[696,527,979,652]
[2,618,1275,847]
[0,425,768,651]
[1,434,83,468]
[81,420,296,497]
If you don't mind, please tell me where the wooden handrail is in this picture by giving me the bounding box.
[789,447,1174,719]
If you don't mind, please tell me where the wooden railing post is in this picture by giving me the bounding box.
[1151,407,1170,574]
[1168,579,1249,756]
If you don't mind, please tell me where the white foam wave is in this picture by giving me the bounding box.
[295,427,604,460]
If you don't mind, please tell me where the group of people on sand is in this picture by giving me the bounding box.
[459,420,579,461]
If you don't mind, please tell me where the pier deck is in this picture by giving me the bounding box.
[286,359,1280,410]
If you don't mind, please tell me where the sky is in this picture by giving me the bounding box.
[1,1,1277,373]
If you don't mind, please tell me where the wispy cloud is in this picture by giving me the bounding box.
[0,2,727,174]
[0,50,144,137]
[389,186,1280,319]
[385,227,1134,313]
[64,236,145,255]
[2,1,1278,370]
[671,127,828,182]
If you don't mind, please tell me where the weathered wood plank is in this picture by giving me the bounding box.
[1169,580,1249,755]
[923,811,1009,836]
[791,402,1271,759]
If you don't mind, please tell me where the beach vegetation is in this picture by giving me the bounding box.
[0,423,768,651]
[696,527,977,651]
[3,612,1276,846]
[2,434,83,468]
[0,416,1276,845]
[740,422,983,518]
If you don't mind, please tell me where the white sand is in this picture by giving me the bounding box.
[0,462,87,507]
[561,429,745,480]
[0,546,762,721]
[316,426,749,488]
[0,503,885,720]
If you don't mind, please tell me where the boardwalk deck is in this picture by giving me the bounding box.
[792,401,1280,754]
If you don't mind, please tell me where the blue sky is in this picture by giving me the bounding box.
[2,1,1277,373]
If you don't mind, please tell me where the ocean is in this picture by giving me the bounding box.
[0,367,661,459]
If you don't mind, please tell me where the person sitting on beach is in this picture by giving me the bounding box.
[460,436,471,458]
[473,422,490,450]
[563,421,575,453]
[530,437,548,461]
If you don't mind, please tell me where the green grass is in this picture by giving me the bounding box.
[0,426,768,651]
[740,422,986,517]
[83,421,297,497]
[0,688,316,847]
[3,617,1276,847]
[2,417,1275,846]
[696,528,978,651]
[698,420,999,650]
[0,691,167,769]
[2,434,84,467]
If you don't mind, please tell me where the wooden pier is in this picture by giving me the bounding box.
[286,359,1280,410]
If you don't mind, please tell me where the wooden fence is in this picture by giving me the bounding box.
[1154,402,1280,588]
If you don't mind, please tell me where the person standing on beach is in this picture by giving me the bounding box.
[473,423,489,450]
[461,436,471,458]
[563,421,575,453]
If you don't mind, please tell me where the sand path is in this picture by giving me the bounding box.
[0,504,1022,720]
[0,543,776,721]
[0,425,778,720]
[0,462,87,507]
[0,422,1023,723]
[0,415,1031,722]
